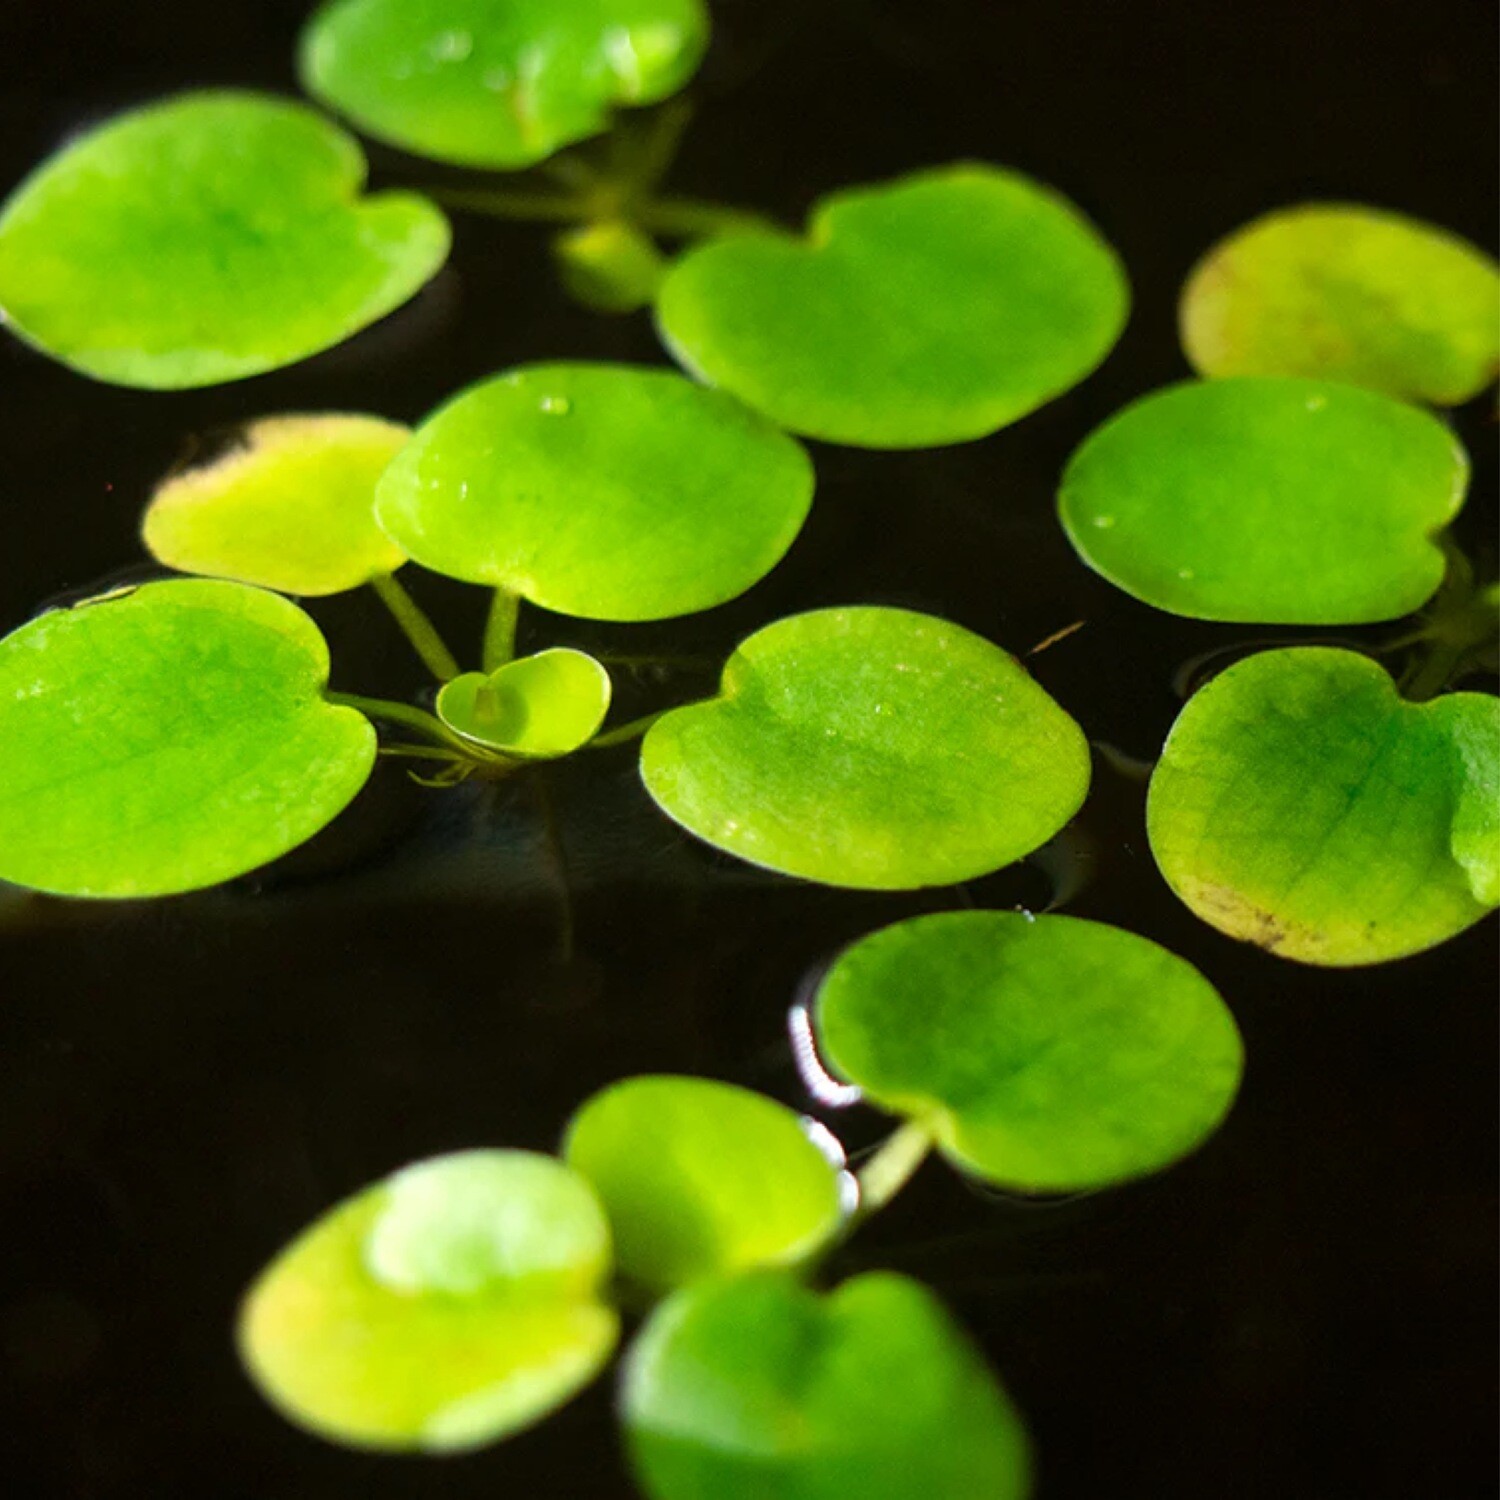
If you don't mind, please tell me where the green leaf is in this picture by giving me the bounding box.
[0,580,375,898]
[300,0,710,170]
[1057,377,1469,624]
[1147,647,1500,966]
[1180,203,1500,405]
[437,648,612,756]
[239,1150,619,1452]
[555,220,668,313]
[655,163,1129,448]
[375,362,814,620]
[622,1272,1032,1500]
[640,607,1091,889]
[563,1076,845,1296]
[142,414,410,596]
[0,92,449,389]
[815,912,1242,1192]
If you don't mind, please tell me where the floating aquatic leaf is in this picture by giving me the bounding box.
[639,607,1090,888]
[1180,203,1500,405]
[437,648,612,756]
[0,580,375,897]
[656,163,1129,447]
[0,92,449,389]
[815,911,1242,1191]
[622,1271,1032,1500]
[563,1076,845,1295]
[239,1150,618,1452]
[1058,377,1468,624]
[376,362,814,620]
[142,414,410,595]
[1147,647,1500,965]
[301,0,710,169]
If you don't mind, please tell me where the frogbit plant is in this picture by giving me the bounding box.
[239,910,1242,1495]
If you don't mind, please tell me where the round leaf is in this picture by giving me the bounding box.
[655,163,1129,447]
[639,607,1091,888]
[622,1272,1032,1500]
[437,648,612,756]
[1057,377,1469,624]
[815,912,1243,1192]
[1147,647,1500,966]
[563,1076,845,1295]
[0,92,450,389]
[375,362,814,620]
[239,1150,618,1452]
[300,0,710,169]
[142,414,410,595]
[1180,203,1500,405]
[0,580,375,898]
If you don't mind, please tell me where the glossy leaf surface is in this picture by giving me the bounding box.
[640,607,1091,888]
[656,163,1128,447]
[1148,647,1500,965]
[622,1272,1032,1500]
[437,648,612,756]
[143,414,410,595]
[240,1150,618,1452]
[376,362,814,620]
[1180,204,1500,404]
[301,0,709,169]
[1058,377,1468,623]
[563,1076,844,1295]
[0,92,449,388]
[0,580,374,897]
[815,912,1243,1191]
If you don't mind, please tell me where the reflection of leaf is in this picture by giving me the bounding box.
[301,0,710,169]
[0,92,449,389]
[564,1076,845,1295]
[656,163,1129,447]
[437,649,612,756]
[376,362,814,620]
[1181,204,1500,404]
[623,1272,1032,1500]
[143,414,409,595]
[1147,647,1500,965]
[1059,377,1469,624]
[239,1151,618,1452]
[815,911,1242,1192]
[0,580,375,898]
[640,607,1091,889]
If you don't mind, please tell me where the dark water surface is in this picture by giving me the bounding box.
[1,2,1496,1496]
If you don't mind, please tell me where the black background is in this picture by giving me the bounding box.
[0,2,1495,1497]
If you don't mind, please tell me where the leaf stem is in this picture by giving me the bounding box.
[587,708,672,748]
[425,185,596,223]
[326,691,458,746]
[369,573,462,682]
[854,1120,934,1220]
[629,195,780,240]
[483,587,522,671]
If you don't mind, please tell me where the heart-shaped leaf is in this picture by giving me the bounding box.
[142,414,410,595]
[239,1150,618,1452]
[300,0,710,169]
[0,580,375,897]
[1180,203,1500,405]
[0,92,450,389]
[1147,647,1500,965]
[375,362,814,620]
[1058,377,1468,623]
[814,912,1243,1192]
[639,607,1091,888]
[563,1076,845,1296]
[622,1271,1032,1500]
[655,163,1129,447]
[436,648,612,756]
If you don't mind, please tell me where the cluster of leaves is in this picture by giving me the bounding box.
[0,0,1495,1493]
[239,910,1243,1494]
